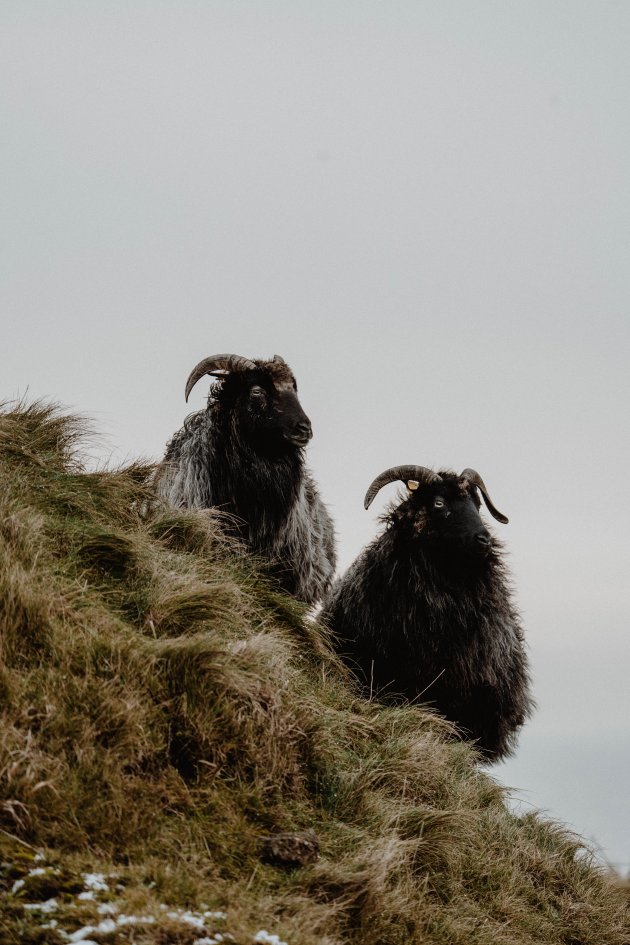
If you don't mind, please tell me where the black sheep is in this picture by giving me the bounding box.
[155,353,336,606]
[321,465,533,761]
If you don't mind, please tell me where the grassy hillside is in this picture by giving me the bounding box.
[0,401,627,945]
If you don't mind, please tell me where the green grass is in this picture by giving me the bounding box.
[0,400,627,945]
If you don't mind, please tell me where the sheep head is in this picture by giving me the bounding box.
[184,352,312,452]
[364,465,508,558]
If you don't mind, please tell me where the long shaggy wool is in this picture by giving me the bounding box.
[321,474,533,761]
[155,389,336,606]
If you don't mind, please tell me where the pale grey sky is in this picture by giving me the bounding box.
[2,2,629,871]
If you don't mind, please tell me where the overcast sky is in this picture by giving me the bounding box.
[2,2,629,872]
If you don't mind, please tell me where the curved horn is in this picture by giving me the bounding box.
[459,468,509,524]
[184,353,257,402]
[364,465,440,510]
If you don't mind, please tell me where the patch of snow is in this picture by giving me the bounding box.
[167,909,206,929]
[24,898,59,914]
[34,852,45,862]
[69,927,94,942]
[27,866,47,877]
[69,918,117,941]
[254,931,288,945]
[116,914,156,926]
[194,938,219,945]
[11,879,25,894]
[97,902,118,915]
[82,873,109,892]
[78,890,96,901]
[204,910,227,920]
[68,914,159,940]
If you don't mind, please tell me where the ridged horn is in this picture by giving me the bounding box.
[459,468,509,524]
[364,465,441,510]
[184,353,257,402]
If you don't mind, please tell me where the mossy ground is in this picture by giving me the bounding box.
[0,402,627,945]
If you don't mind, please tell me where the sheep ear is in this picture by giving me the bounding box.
[459,468,509,524]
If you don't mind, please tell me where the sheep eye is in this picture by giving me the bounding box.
[433,497,446,509]
[249,385,266,401]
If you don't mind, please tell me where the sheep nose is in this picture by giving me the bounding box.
[295,420,312,440]
[286,419,312,446]
[474,531,491,549]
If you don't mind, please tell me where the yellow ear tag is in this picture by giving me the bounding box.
[407,480,419,491]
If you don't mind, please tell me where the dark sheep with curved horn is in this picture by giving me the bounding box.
[321,464,533,761]
[155,353,336,606]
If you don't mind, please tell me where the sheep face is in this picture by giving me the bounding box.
[393,476,493,561]
[218,368,313,456]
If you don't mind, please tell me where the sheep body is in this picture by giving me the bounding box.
[156,355,336,605]
[321,467,532,760]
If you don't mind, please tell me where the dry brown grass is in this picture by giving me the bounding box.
[0,401,627,945]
